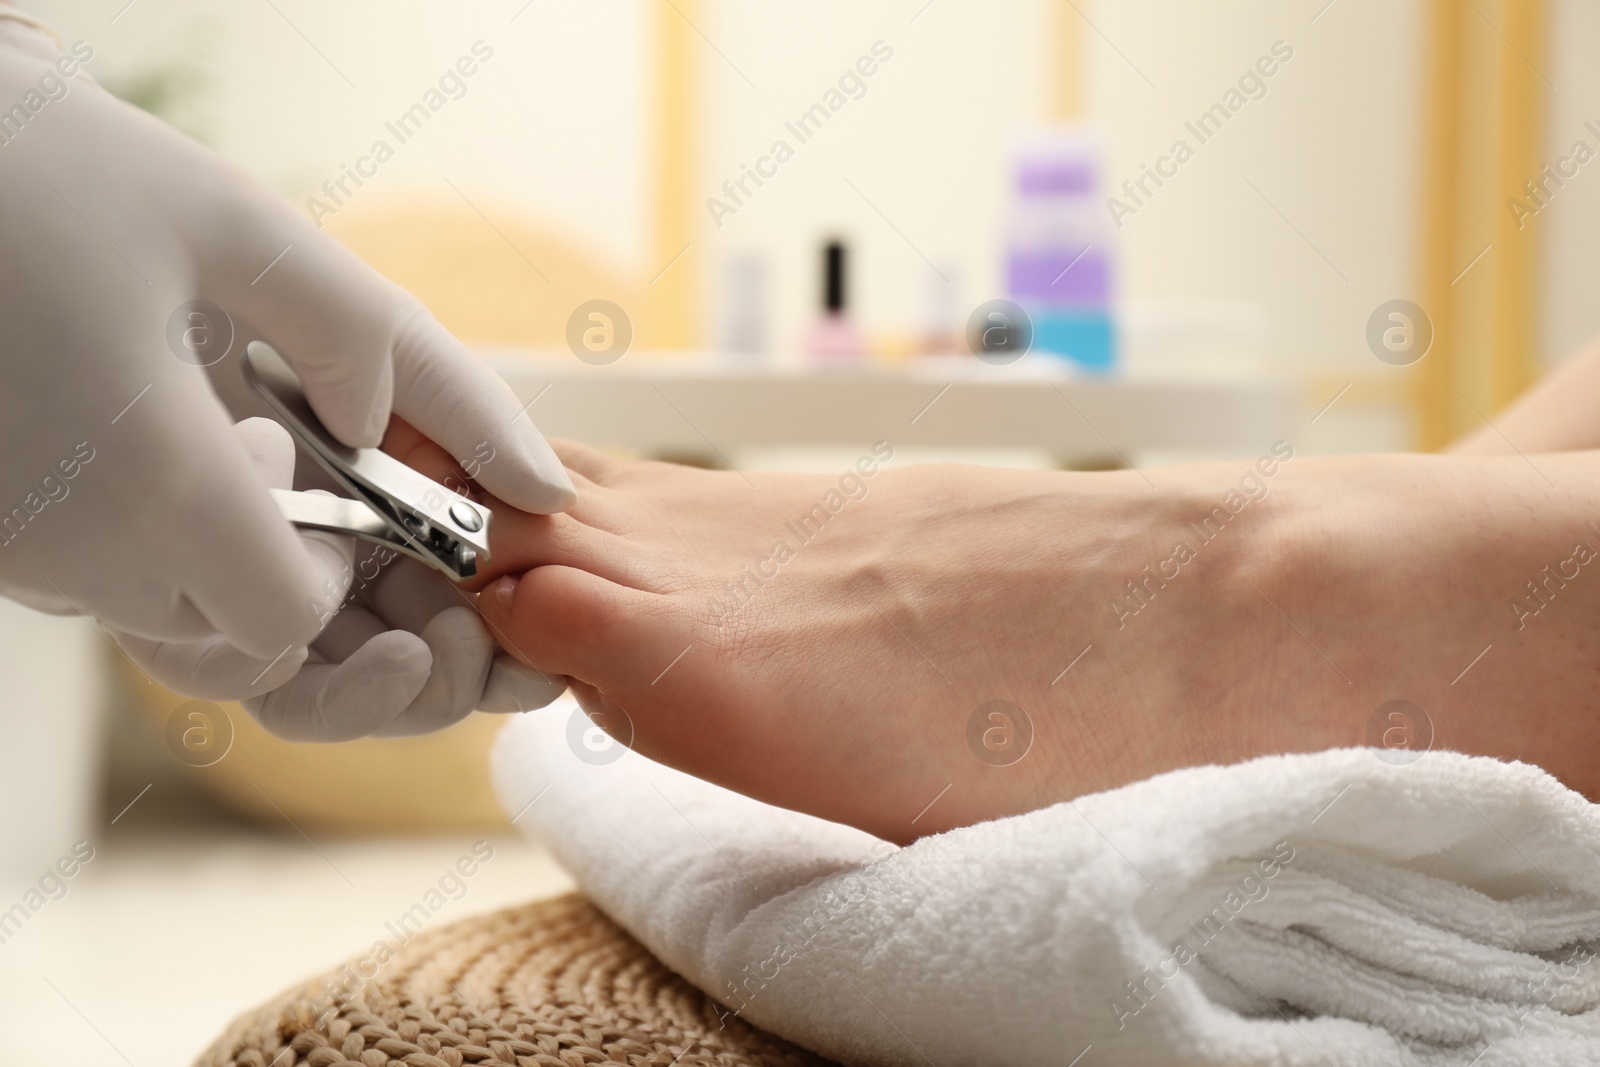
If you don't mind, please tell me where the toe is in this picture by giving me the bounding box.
[380,420,627,589]
[548,438,620,484]
[382,415,464,485]
[457,509,634,592]
[478,565,667,684]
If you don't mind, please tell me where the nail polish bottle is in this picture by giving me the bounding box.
[805,240,864,365]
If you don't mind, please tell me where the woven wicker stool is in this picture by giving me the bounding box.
[196,893,836,1067]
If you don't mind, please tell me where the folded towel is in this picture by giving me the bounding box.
[492,699,1600,1066]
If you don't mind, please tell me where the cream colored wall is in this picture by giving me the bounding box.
[1086,2,1423,374]
[30,0,650,274]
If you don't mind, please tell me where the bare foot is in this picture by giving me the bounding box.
[388,423,1600,842]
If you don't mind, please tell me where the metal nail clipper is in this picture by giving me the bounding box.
[243,340,492,581]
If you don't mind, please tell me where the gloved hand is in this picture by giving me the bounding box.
[114,419,568,741]
[0,21,574,721]
[252,549,569,739]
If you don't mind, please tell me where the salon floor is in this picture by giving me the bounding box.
[0,802,574,1066]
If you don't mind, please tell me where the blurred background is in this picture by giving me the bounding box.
[3,0,1595,1062]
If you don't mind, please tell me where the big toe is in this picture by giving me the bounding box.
[478,565,676,690]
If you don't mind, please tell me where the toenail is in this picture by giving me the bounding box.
[493,576,518,612]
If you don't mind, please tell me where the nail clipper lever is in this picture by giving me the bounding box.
[243,340,492,581]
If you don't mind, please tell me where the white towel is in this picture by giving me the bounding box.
[492,699,1600,1066]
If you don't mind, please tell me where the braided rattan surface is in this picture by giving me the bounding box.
[196,893,836,1067]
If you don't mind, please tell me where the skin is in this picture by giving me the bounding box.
[1453,335,1600,455]
[387,419,1600,845]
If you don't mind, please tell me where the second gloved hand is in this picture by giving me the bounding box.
[113,419,568,741]
[254,550,569,740]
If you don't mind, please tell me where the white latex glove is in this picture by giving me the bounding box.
[115,419,568,741]
[0,25,573,668]
[255,550,568,739]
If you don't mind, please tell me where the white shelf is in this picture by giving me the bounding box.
[486,352,1295,459]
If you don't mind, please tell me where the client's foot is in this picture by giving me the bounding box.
[391,425,1600,842]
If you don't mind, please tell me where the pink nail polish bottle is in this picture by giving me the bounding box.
[805,240,865,366]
